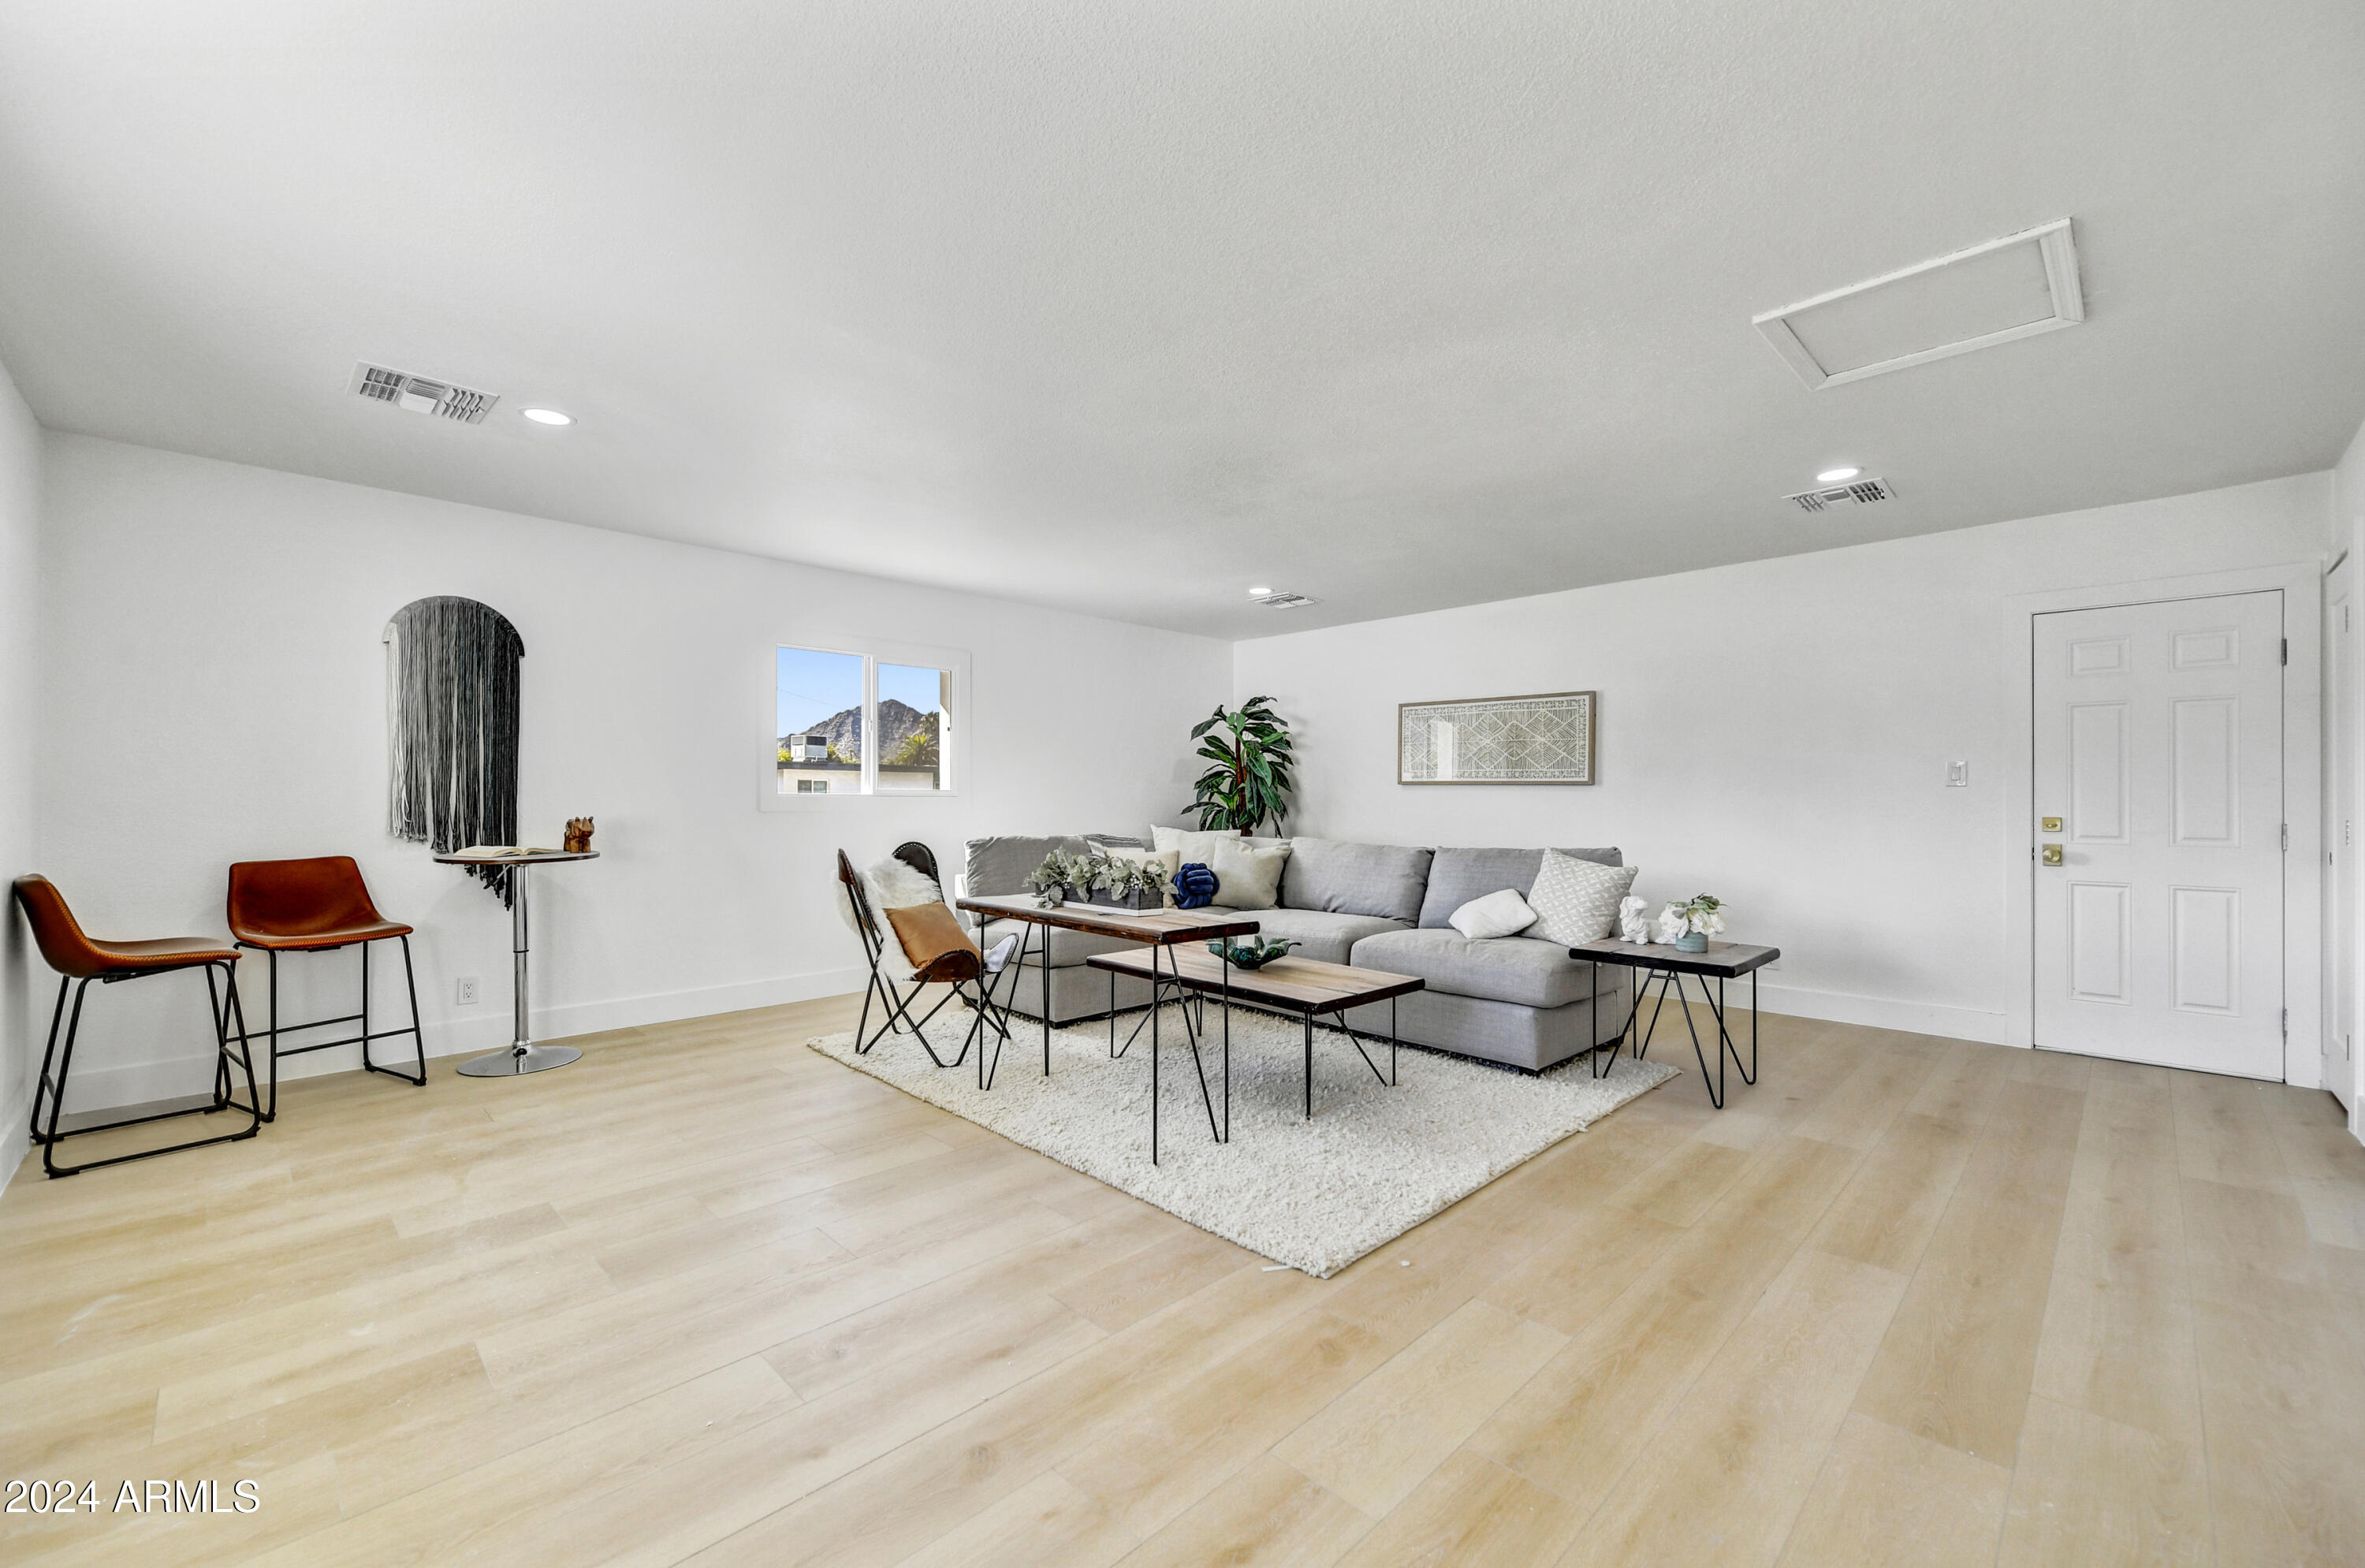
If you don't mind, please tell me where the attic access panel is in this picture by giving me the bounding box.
[1755,219,2084,389]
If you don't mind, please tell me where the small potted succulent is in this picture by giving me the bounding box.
[1664,893,1726,953]
[1207,935,1299,970]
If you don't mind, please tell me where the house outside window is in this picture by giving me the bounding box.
[765,639,967,807]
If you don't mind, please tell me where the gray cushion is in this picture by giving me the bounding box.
[1343,985,1627,1072]
[963,835,1093,898]
[1417,846,1622,929]
[1349,927,1623,1010]
[975,918,1147,969]
[1280,838,1435,923]
[1235,907,1410,966]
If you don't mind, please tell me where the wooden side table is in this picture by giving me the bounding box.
[1568,937,1781,1108]
[434,849,599,1078]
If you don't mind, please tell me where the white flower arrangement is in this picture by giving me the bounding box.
[1680,895,1726,934]
[1659,893,1726,944]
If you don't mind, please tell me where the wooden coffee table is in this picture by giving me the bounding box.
[957,894,1260,1164]
[1086,946,1423,1130]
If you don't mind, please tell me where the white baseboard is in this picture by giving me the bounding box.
[1750,979,2009,1045]
[22,964,872,1122]
[0,1086,26,1194]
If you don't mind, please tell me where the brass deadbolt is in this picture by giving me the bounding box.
[2040,816,2062,832]
[2041,844,2063,866]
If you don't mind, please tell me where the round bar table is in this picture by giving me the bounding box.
[434,848,599,1077]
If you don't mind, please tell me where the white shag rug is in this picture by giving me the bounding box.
[807,1003,1678,1277]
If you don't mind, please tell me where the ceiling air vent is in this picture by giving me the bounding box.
[1253,591,1320,609]
[350,363,500,425]
[1785,478,1893,512]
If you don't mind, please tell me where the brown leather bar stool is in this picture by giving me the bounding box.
[13,875,263,1179]
[226,856,426,1121]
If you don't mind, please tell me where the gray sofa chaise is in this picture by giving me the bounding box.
[963,834,1631,1073]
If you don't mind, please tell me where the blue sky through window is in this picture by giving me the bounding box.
[776,647,862,739]
[878,662,944,717]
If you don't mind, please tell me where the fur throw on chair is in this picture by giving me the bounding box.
[835,854,948,981]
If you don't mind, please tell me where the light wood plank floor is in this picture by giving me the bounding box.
[5,996,2363,1565]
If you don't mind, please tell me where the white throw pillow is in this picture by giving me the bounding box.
[1209,839,1291,911]
[1525,851,1639,945]
[1106,845,1183,907]
[1448,888,1539,940]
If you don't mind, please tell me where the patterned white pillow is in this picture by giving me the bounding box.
[1525,851,1639,945]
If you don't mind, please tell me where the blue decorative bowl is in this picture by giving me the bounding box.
[1209,937,1298,970]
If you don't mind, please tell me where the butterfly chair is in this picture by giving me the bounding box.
[840,844,1018,1088]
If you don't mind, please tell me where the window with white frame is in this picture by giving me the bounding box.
[767,640,963,804]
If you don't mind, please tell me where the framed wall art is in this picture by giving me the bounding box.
[1398,690,1596,785]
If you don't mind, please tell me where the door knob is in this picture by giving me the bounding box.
[2041,844,2063,866]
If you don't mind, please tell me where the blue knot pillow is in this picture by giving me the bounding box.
[1172,862,1218,909]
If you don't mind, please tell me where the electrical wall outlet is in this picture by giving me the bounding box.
[456,976,480,1005]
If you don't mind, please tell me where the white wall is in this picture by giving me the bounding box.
[0,357,39,1184]
[37,434,1230,1113]
[2333,414,2365,1130]
[1236,473,2332,1056]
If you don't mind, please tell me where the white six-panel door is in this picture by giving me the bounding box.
[2032,590,2285,1078]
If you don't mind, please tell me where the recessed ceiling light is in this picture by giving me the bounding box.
[522,408,573,426]
[1248,586,1272,597]
[1816,466,1861,484]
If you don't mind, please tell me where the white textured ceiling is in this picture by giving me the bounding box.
[2,1,2362,639]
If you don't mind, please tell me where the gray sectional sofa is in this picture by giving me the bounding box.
[963,834,1631,1073]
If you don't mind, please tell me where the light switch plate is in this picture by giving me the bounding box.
[1946,760,1970,787]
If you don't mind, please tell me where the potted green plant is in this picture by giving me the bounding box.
[1187,696,1296,836]
[1025,850,1086,907]
[1666,894,1725,953]
[1083,853,1166,912]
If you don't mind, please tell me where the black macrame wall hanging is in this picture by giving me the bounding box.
[385,596,525,904]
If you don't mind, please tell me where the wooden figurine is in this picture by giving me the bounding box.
[563,817,594,853]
